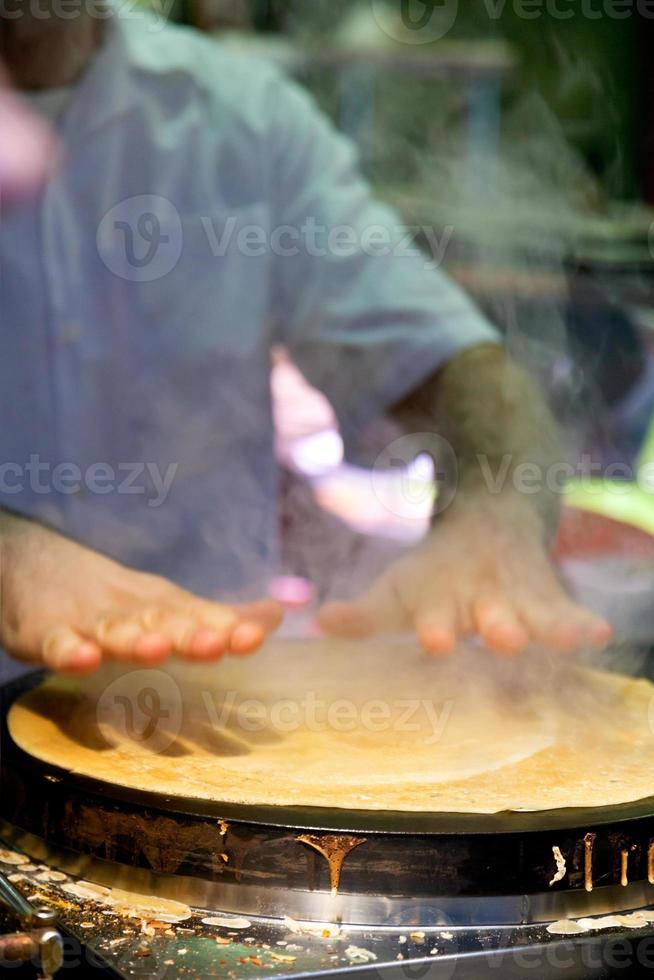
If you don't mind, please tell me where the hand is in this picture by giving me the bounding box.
[0,515,282,674]
[319,493,612,656]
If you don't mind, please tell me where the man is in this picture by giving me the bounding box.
[0,1,611,675]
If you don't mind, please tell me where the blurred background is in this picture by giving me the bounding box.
[125,1,654,534]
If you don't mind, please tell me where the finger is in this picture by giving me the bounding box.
[42,626,102,674]
[319,575,407,638]
[234,599,284,632]
[414,599,460,656]
[191,602,239,632]
[228,621,267,656]
[199,598,282,655]
[95,614,171,663]
[473,594,531,657]
[520,597,612,652]
[587,616,613,646]
[155,611,229,661]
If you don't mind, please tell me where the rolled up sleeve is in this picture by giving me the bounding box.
[267,73,500,458]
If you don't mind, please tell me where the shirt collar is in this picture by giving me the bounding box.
[62,3,168,137]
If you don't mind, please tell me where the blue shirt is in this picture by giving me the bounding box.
[0,9,498,599]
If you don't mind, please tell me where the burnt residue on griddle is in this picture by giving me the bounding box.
[62,801,233,876]
[584,832,597,892]
[295,834,367,896]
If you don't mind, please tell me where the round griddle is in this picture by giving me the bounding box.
[3,671,654,926]
[2,668,654,835]
[3,506,654,925]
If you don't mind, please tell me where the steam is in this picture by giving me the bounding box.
[2,0,651,687]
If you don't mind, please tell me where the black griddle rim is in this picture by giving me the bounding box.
[3,670,654,837]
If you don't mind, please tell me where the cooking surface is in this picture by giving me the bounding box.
[4,649,654,978]
[8,641,654,816]
[4,667,654,931]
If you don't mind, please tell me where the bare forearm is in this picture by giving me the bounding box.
[391,344,562,536]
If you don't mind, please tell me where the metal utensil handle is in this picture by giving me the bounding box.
[0,866,36,924]
[0,866,63,976]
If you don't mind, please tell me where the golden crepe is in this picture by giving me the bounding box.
[8,639,654,813]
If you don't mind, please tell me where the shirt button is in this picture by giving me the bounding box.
[59,321,82,345]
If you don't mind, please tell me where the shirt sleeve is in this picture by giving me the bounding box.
[266,71,500,459]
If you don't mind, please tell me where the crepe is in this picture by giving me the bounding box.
[8,639,654,813]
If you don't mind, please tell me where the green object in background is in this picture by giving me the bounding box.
[566,479,654,538]
[565,416,654,537]
[638,411,654,472]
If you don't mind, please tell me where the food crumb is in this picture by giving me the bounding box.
[202,916,251,929]
[0,849,30,866]
[547,920,591,936]
[344,946,377,965]
[549,846,567,887]
[36,871,62,883]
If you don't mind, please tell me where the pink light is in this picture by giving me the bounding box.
[0,86,54,199]
[269,575,315,608]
